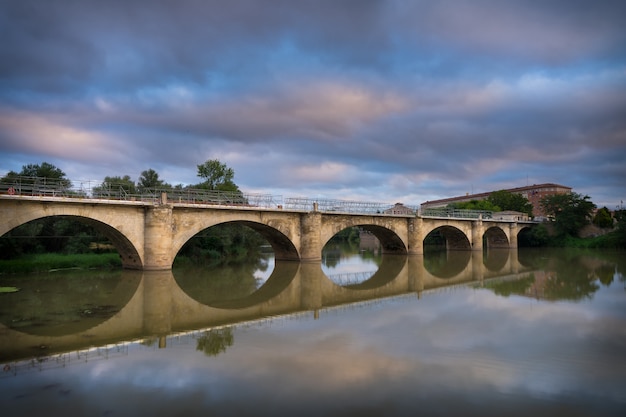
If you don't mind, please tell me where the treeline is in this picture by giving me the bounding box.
[0,161,267,263]
[448,189,626,248]
[1,160,241,194]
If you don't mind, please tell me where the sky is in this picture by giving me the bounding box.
[1,0,625,208]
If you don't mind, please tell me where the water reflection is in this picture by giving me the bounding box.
[322,240,381,285]
[486,248,625,302]
[423,249,471,278]
[2,248,623,364]
[0,269,142,336]
[1,248,625,416]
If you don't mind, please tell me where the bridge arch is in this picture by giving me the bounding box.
[319,216,408,256]
[0,206,144,269]
[170,211,301,265]
[424,225,472,251]
[483,225,510,249]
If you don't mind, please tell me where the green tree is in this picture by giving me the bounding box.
[137,168,166,192]
[449,199,500,211]
[592,207,614,228]
[540,192,596,237]
[93,175,136,198]
[1,162,71,189]
[196,159,239,192]
[487,190,533,217]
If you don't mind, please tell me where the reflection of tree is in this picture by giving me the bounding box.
[485,274,535,297]
[596,264,616,286]
[485,250,610,301]
[196,328,234,357]
[542,271,599,301]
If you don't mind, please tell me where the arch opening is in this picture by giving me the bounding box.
[0,215,142,269]
[424,226,471,252]
[483,226,510,249]
[175,220,299,267]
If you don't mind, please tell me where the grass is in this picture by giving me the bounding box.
[0,253,122,274]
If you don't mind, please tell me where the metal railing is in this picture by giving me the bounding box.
[419,208,493,219]
[0,176,281,208]
[2,175,509,220]
[283,197,418,215]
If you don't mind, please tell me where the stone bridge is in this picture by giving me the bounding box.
[0,195,535,270]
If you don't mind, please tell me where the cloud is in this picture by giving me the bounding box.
[1,0,625,206]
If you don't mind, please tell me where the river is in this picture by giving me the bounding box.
[1,247,625,416]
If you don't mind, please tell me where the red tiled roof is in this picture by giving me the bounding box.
[421,183,571,206]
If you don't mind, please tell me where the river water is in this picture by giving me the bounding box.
[1,247,625,416]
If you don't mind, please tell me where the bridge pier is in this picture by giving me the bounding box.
[300,211,323,262]
[143,205,175,270]
[509,223,518,249]
[471,219,484,251]
[408,218,424,255]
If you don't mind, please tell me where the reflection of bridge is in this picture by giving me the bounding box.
[0,250,532,363]
[0,194,536,270]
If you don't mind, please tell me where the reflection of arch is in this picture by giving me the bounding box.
[483,226,509,249]
[175,260,299,309]
[340,255,406,290]
[423,250,471,278]
[483,248,510,272]
[426,226,471,251]
[0,269,142,336]
[2,214,143,269]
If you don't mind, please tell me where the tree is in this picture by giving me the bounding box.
[487,190,533,217]
[2,162,71,189]
[138,168,165,192]
[449,199,500,211]
[540,192,596,237]
[196,159,239,192]
[93,175,136,198]
[592,207,614,228]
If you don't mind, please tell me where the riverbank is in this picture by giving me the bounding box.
[0,253,122,275]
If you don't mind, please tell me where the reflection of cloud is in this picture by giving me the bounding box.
[3,278,624,415]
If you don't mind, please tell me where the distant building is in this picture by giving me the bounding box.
[384,202,415,215]
[420,183,572,217]
[492,211,530,222]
